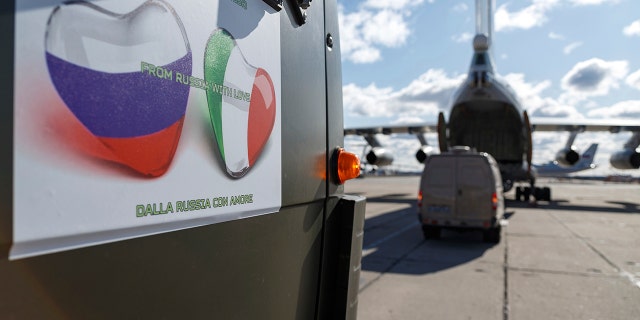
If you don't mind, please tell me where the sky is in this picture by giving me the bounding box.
[338,0,640,176]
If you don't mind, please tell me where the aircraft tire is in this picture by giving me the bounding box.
[534,187,551,201]
[523,187,531,202]
[543,187,551,201]
[534,187,543,201]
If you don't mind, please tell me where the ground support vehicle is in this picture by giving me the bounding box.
[0,1,364,319]
[418,147,504,243]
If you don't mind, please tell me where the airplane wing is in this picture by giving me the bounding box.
[344,124,438,166]
[344,118,640,135]
[344,117,640,170]
[343,124,437,136]
[529,117,640,133]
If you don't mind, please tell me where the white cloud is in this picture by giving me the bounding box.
[338,2,424,64]
[560,58,629,101]
[401,69,466,101]
[349,49,381,64]
[626,69,640,90]
[343,83,395,117]
[392,116,427,124]
[339,8,379,64]
[344,60,633,122]
[451,32,473,43]
[531,103,586,118]
[587,100,640,118]
[568,0,620,5]
[623,20,640,37]
[502,73,585,118]
[548,31,565,40]
[362,10,410,47]
[363,0,425,10]
[563,41,583,55]
[494,0,620,32]
[343,69,595,122]
[502,73,551,103]
[495,0,560,32]
[452,3,468,12]
[342,69,465,118]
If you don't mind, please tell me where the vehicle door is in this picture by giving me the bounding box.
[455,157,493,220]
[422,157,456,217]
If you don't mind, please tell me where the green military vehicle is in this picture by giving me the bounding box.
[0,1,364,318]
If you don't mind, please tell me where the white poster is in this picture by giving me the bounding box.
[13,0,282,259]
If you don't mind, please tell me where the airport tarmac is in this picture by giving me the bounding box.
[345,175,640,320]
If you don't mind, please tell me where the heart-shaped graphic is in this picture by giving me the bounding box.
[204,29,276,178]
[45,0,192,177]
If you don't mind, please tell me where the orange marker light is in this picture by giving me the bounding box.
[335,148,361,184]
[491,192,498,210]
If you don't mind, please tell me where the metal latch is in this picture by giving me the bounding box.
[263,0,283,11]
[286,0,312,25]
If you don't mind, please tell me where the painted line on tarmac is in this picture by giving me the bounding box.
[548,210,640,290]
[502,226,510,320]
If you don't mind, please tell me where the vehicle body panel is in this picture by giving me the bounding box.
[419,151,504,229]
[1,1,364,319]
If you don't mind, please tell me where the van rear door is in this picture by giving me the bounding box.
[422,157,456,216]
[455,156,494,220]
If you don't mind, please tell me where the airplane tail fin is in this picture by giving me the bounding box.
[577,143,598,167]
[475,0,494,44]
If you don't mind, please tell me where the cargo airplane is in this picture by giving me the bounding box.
[344,0,640,201]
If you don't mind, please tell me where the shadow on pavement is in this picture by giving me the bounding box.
[361,203,499,275]
[505,199,639,214]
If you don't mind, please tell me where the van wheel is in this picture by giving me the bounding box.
[422,225,441,240]
[483,226,501,243]
[523,187,531,202]
[543,187,551,201]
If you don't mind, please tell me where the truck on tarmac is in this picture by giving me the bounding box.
[418,147,504,243]
[0,1,365,319]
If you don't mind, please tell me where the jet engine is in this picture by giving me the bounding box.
[610,149,640,169]
[555,147,580,167]
[366,147,394,166]
[415,146,436,164]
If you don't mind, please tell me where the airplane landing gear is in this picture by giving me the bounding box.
[515,186,528,202]
[515,186,551,202]
[503,179,514,193]
[535,187,551,202]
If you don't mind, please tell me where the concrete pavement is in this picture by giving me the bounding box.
[346,176,640,320]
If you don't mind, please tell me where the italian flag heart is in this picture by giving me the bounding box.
[204,29,276,178]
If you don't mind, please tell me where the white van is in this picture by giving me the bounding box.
[417,147,504,243]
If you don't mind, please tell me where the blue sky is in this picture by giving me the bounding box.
[338,0,640,176]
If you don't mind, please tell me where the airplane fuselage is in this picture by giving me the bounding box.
[445,38,532,187]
